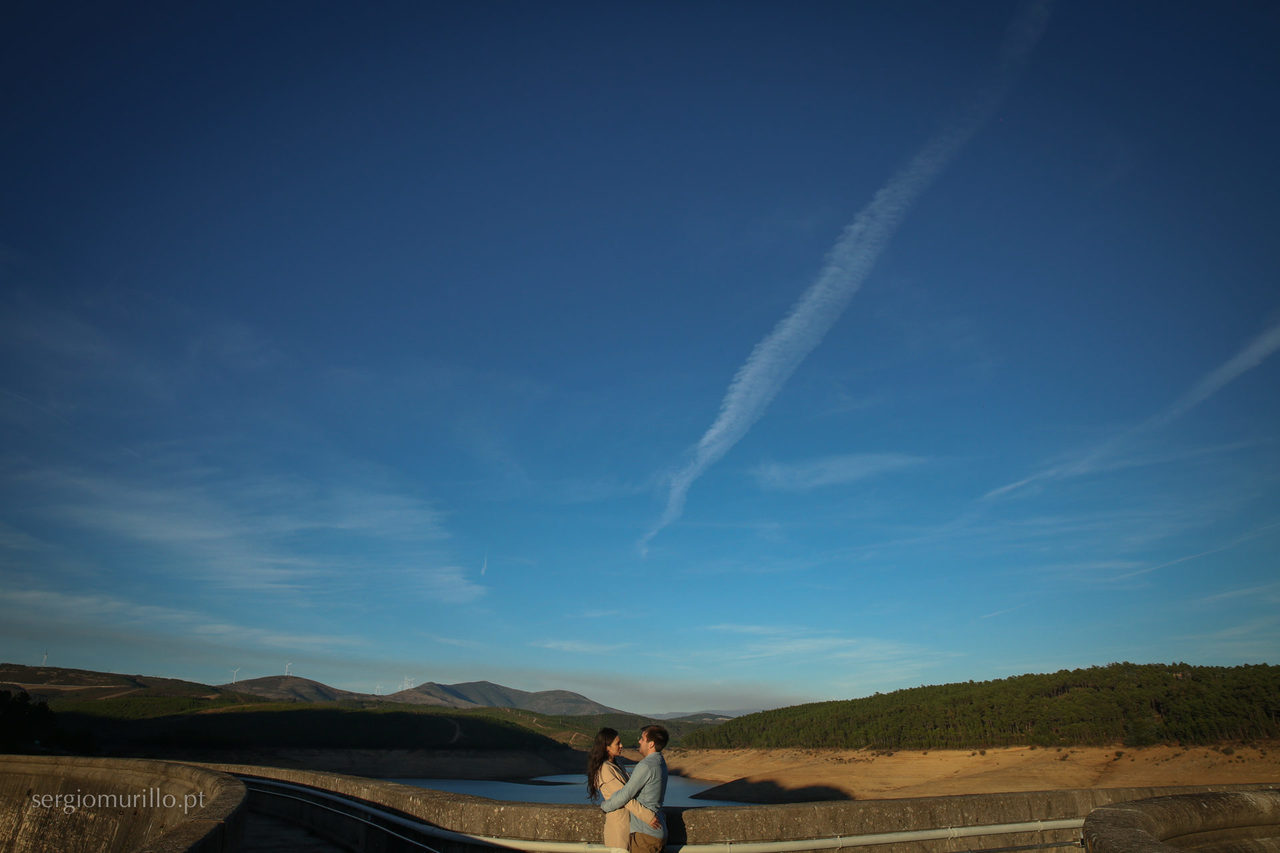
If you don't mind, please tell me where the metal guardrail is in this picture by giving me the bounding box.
[238,774,1084,853]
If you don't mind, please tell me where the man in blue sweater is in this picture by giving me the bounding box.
[600,724,668,853]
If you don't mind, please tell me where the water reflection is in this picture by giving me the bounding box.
[390,773,747,807]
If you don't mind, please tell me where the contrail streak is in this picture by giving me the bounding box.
[641,2,1053,552]
[1148,320,1280,430]
[985,317,1280,499]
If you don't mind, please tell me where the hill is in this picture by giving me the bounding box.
[383,682,483,708]
[390,681,623,715]
[5,663,711,758]
[652,711,740,724]
[50,701,571,753]
[222,675,623,715]
[41,696,713,760]
[0,663,240,704]
[6,664,629,717]
[682,663,1280,750]
[222,676,369,704]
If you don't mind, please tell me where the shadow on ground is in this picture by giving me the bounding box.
[690,778,853,804]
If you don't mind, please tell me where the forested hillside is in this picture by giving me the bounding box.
[682,663,1280,749]
[42,695,712,755]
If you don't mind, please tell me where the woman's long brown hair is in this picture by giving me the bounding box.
[585,727,619,801]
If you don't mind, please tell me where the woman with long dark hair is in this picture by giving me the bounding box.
[586,727,657,851]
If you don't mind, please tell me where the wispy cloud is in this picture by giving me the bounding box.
[708,623,790,636]
[705,623,937,665]
[695,624,960,699]
[532,640,631,654]
[425,634,485,648]
[1,297,122,367]
[1150,321,1280,429]
[0,520,49,552]
[641,1,1052,551]
[1201,581,1280,605]
[1174,615,1280,661]
[185,321,286,373]
[0,587,366,651]
[413,565,487,604]
[753,452,924,491]
[5,461,464,596]
[987,319,1280,499]
[1110,521,1280,581]
[1016,559,1147,582]
[14,469,320,589]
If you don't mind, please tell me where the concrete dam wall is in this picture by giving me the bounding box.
[210,761,1280,853]
[0,756,245,853]
[1084,788,1280,853]
[3,755,1277,852]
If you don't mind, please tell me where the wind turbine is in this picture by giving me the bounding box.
[41,650,48,667]
[231,667,241,684]
[285,661,292,677]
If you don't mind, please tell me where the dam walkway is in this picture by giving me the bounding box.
[240,809,349,853]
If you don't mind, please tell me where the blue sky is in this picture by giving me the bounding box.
[2,1,1277,714]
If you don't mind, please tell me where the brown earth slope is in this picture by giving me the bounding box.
[662,743,1280,802]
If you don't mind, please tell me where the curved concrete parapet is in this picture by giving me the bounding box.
[1083,788,1280,853]
[207,762,1280,853]
[0,755,246,853]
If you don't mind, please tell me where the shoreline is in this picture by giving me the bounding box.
[663,743,1280,801]
[111,742,1280,804]
[132,747,585,780]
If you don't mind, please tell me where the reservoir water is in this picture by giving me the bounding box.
[390,773,748,807]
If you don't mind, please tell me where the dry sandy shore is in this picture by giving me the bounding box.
[660,743,1280,803]
[158,744,1280,805]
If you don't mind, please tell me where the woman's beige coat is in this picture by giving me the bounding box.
[596,760,658,851]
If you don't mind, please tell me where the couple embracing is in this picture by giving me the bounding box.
[586,724,669,853]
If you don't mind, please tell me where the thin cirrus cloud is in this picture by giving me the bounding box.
[696,625,959,696]
[1178,617,1280,661]
[708,623,790,636]
[1109,521,1280,582]
[641,0,1053,551]
[1200,581,1280,605]
[8,469,317,590]
[706,623,932,664]
[753,452,925,491]
[0,518,58,552]
[422,633,485,649]
[1,297,122,367]
[532,640,631,655]
[1148,320,1280,430]
[412,565,487,605]
[5,462,466,595]
[0,587,366,652]
[986,318,1280,500]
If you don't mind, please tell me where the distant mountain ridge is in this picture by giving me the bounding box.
[388,680,625,715]
[226,676,623,715]
[225,675,366,704]
[0,664,626,716]
[650,709,751,722]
